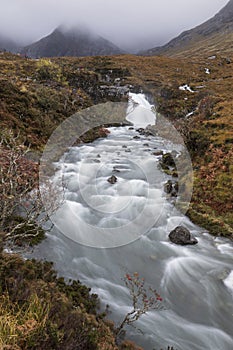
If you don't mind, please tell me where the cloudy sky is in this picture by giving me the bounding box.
[0,0,229,51]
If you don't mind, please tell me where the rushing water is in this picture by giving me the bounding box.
[30,94,233,349]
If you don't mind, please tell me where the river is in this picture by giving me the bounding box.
[29,93,233,350]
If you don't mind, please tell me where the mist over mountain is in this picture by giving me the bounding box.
[142,0,233,56]
[21,26,123,58]
[0,0,229,55]
[0,35,20,53]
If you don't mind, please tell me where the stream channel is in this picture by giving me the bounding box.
[28,93,233,350]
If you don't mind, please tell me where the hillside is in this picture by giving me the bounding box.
[0,51,232,236]
[21,26,123,58]
[142,0,233,57]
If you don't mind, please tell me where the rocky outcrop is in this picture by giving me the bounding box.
[169,226,198,245]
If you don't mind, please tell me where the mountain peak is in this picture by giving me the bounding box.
[22,25,123,58]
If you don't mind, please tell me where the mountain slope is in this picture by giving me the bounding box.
[142,0,233,57]
[21,26,123,58]
[0,35,20,53]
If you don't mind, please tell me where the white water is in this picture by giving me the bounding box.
[30,94,233,349]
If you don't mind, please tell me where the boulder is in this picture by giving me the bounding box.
[107,175,118,184]
[169,226,198,245]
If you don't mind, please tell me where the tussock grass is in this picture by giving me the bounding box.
[0,293,50,348]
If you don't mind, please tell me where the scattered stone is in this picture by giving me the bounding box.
[164,180,179,196]
[161,153,176,167]
[133,135,141,140]
[143,143,150,147]
[112,167,121,173]
[122,145,127,148]
[136,128,145,134]
[125,149,132,153]
[144,129,155,137]
[128,127,134,130]
[174,181,179,193]
[107,175,118,184]
[169,226,198,245]
[97,154,101,158]
[164,180,173,194]
[153,150,164,156]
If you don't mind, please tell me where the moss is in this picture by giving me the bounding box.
[0,252,119,350]
[187,207,233,238]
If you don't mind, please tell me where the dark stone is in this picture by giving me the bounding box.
[164,180,173,194]
[108,175,118,184]
[153,150,164,156]
[161,153,176,167]
[122,145,127,148]
[174,181,179,192]
[133,135,141,140]
[112,167,120,173]
[136,128,145,134]
[169,226,198,245]
[164,180,179,197]
[143,143,150,147]
[128,127,134,130]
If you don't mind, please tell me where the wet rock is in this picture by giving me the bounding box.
[136,128,145,134]
[108,175,118,184]
[143,143,150,147]
[164,180,179,197]
[164,180,173,194]
[161,153,176,167]
[112,167,120,173]
[153,150,164,156]
[128,127,134,130]
[133,135,141,140]
[136,127,155,137]
[144,129,155,137]
[169,226,198,245]
[174,181,179,193]
[122,145,127,148]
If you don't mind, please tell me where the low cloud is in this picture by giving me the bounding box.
[0,0,229,51]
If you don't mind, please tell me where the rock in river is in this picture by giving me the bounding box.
[169,226,198,245]
[107,175,118,184]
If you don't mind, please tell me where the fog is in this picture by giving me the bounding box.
[0,0,229,52]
